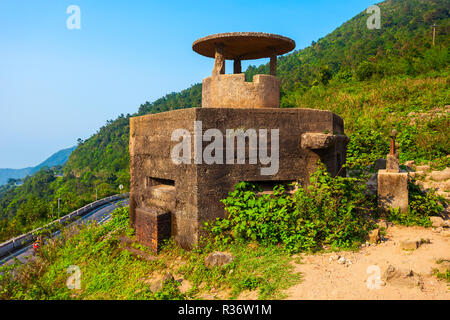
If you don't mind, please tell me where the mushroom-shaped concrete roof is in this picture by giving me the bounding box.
[193,32,296,60]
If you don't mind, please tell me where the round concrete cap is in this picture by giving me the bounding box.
[192,32,296,60]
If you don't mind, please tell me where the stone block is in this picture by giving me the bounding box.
[378,170,408,213]
[415,165,431,173]
[204,251,234,268]
[386,154,399,172]
[147,185,176,212]
[400,240,419,250]
[430,216,445,228]
[300,133,348,150]
[403,160,415,169]
[367,229,380,244]
[135,207,171,254]
[430,168,450,182]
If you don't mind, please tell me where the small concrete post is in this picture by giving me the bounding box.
[270,47,277,76]
[270,54,277,76]
[233,58,241,74]
[213,43,225,76]
[432,23,437,46]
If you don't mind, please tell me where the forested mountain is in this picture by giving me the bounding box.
[0,0,448,242]
[0,146,76,186]
[247,0,449,92]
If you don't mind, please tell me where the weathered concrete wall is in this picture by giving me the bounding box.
[130,108,199,248]
[129,108,347,249]
[202,74,280,109]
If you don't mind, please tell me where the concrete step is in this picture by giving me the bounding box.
[148,185,176,212]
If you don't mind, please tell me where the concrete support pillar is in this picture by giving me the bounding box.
[213,43,225,76]
[233,59,242,74]
[270,54,277,76]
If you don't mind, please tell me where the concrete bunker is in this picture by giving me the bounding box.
[129,32,349,253]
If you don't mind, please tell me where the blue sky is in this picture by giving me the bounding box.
[0,0,377,168]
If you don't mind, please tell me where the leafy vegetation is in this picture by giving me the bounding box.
[210,162,447,252]
[432,259,450,283]
[247,0,449,92]
[284,73,450,170]
[207,162,376,253]
[433,269,450,283]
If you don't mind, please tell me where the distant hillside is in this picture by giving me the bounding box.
[0,146,76,185]
[32,146,77,173]
[0,167,33,186]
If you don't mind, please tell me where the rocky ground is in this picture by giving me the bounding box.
[285,222,450,300]
[405,105,450,126]
[138,220,449,300]
[366,159,450,205]
[125,158,450,300]
[410,163,450,203]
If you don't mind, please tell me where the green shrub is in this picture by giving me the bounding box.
[207,162,376,253]
[356,61,375,81]
[433,269,450,283]
[177,242,300,300]
[334,68,354,83]
[386,178,446,227]
[346,126,389,170]
[153,280,186,300]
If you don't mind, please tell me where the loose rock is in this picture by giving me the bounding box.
[404,160,415,169]
[430,168,450,182]
[337,257,346,264]
[430,216,445,228]
[400,240,419,250]
[368,229,380,244]
[382,265,424,289]
[147,272,174,292]
[441,230,450,237]
[205,251,234,268]
[377,220,389,230]
[415,165,431,173]
[178,279,193,294]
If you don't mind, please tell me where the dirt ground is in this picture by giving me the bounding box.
[285,224,450,300]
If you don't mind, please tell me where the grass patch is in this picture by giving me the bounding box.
[386,178,446,227]
[432,269,450,283]
[173,241,301,300]
[0,207,300,300]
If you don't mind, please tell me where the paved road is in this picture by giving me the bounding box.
[0,199,129,266]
